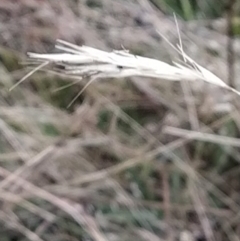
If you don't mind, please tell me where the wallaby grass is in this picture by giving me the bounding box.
[0,1,240,241]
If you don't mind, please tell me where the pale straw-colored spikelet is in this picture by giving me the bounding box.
[14,39,240,98]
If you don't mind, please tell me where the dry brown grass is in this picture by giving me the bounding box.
[0,1,240,241]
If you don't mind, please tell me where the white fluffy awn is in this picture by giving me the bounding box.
[12,38,240,107]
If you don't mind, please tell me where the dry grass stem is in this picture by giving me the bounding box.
[24,39,240,102]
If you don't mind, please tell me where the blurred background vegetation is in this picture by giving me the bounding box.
[0,0,240,241]
[154,0,238,20]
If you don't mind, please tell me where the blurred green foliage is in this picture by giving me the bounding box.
[151,0,237,20]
